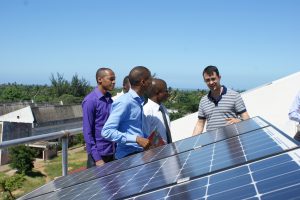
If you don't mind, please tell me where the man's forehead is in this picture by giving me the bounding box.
[203,72,218,77]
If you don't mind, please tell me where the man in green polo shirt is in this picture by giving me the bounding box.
[193,65,250,135]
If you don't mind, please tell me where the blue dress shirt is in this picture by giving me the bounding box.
[101,89,147,159]
[82,87,114,162]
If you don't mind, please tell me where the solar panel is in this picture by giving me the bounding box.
[19,117,299,200]
[133,148,300,200]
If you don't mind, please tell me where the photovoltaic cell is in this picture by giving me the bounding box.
[19,118,299,200]
[20,117,269,199]
[133,149,300,200]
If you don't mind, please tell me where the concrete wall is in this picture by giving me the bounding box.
[31,105,82,124]
[0,121,32,165]
[0,103,29,116]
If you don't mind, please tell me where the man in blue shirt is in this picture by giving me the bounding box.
[82,67,116,168]
[102,66,152,159]
[289,90,300,141]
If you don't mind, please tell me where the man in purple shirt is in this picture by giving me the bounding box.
[82,67,116,168]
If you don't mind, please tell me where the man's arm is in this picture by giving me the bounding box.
[240,111,250,120]
[225,111,250,125]
[82,100,101,162]
[192,118,205,136]
[101,101,132,143]
[289,92,300,123]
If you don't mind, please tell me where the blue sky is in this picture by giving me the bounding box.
[0,0,299,90]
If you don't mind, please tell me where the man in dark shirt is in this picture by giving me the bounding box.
[82,67,116,168]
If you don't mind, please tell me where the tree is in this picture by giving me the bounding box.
[50,73,70,97]
[1,85,22,101]
[70,74,91,97]
[9,145,36,174]
[0,174,25,200]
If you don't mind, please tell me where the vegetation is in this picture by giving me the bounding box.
[0,72,208,120]
[0,146,86,199]
[44,148,86,179]
[0,173,25,200]
[165,88,207,120]
[8,145,37,174]
[0,73,95,105]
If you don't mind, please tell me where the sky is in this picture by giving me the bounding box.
[0,0,299,90]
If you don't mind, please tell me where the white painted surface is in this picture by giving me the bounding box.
[0,106,34,123]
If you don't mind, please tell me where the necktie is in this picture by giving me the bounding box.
[159,105,172,144]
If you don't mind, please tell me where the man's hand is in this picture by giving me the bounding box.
[95,160,105,166]
[136,136,151,150]
[225,118,241,125]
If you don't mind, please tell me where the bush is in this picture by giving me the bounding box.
[8,145,36,174]
[0,173,25,200]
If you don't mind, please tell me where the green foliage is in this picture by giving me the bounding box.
[8,145,36,174]
[1,85,23,101]
[0,72,209,121]
[58,94,82,104]
[70,74,91,97]
[0,174,25,200]
[0,72,92,104]
[73,133,85,145]
[164,88,207,120]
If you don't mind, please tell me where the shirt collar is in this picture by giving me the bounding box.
[147,99,160,111]
[94,87,111,99]
[128,88,144,105]
[208,85,227,105]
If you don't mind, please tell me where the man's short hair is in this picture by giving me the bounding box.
[128,66,151,86]
[96,67,111,82]
[123,75,130,86]
[203,65,220,77]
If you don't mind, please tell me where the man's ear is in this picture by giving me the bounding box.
[97,77,102,84]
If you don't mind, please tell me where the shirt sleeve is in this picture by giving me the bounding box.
[82,99,101,161]
[198,98,206,119]
[289,91,300,123]
[235,93,247,115]
[101,101,137,143]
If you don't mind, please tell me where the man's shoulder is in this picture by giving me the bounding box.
[225,88,240,96]
[83,90,97,102]
[200,94,209,103]
[143,100,156,113]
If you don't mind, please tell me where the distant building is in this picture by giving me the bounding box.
[0,104,83,165]
[0,121,31,165]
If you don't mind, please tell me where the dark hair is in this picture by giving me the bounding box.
[202,65,219,77]
[96,67,111,82]
[123,75,130,86]
[128,66,151,86]
[147,78,166,98]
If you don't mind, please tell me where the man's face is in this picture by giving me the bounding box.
[159,86,169,102]
[123,82,130,93]
[99,70,116,91]
[142,74,153,92]
[203,72,221,92]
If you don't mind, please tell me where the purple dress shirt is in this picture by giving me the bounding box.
[82,87,114,162]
